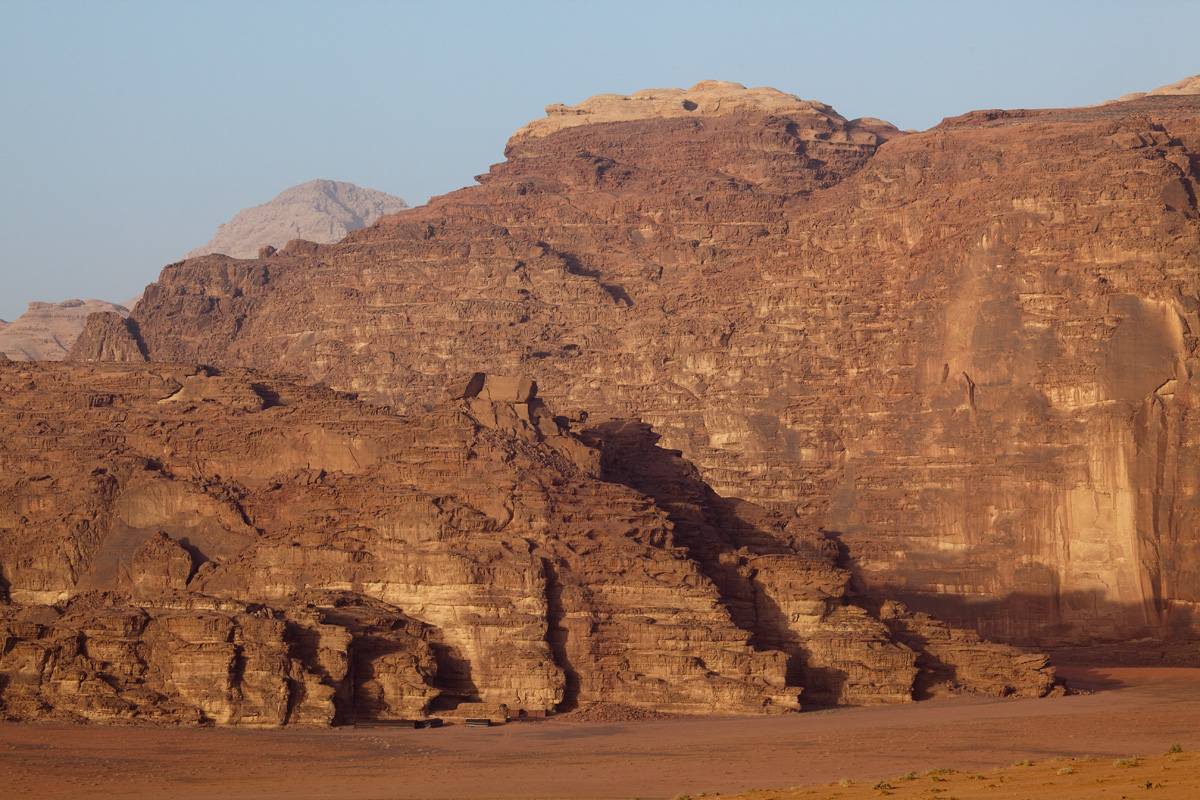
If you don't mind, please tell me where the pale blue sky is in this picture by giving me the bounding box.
[1,0,1197,322]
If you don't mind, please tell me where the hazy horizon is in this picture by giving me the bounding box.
[2,0,1197,322]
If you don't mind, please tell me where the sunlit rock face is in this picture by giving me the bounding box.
[0,363,1055,724]
[813,106,1200,646]
[76,82,1200,649]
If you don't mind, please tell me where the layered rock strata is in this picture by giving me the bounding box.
[74,81,1200,649]
[0,363,1054,723]
[0,299,130,361]
[1,363,783,723]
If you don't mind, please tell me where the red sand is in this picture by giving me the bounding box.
[2,667,1197,799]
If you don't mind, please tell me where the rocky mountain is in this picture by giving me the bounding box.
[0,299,130,361]
[80,79,1200,651]
[0,362,1051,724]
[10,77,1198,725]
[183,179,409,259]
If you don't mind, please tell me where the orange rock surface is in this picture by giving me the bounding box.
[82,82,1200,650]
[0,361,1054,723]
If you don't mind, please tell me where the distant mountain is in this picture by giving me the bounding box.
[1,181,403,360]
[184,179,408,259]
[1110,73,1200,103]
[0,299,130,361]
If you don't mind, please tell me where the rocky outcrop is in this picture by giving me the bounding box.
[86,81,1200,650]
[878,602,1059,699]
[0,592,436,726]
[578,419,918,707]
[0,363,1054,724]
[67,312,147,363]
[513,80,904,147]
[1113,74,1200,103]
[0,299,130,361]
[1149,74,1200,96]
[0,364,775,723]
[184,179,409,259]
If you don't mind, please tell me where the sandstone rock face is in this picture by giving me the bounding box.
[0,363,1053,724]
[514,80,905,145]
[67,312,147,363]
[0,299,130,361]
[0,592,435,726]
[1108,75,1200,105]
[92,84,1200,650]
[1147,74,1200,96]
[878,602,1058,699]
[183,179,409,260]
[578,419,918,707]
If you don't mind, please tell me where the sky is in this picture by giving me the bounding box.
[1,0,1198,323]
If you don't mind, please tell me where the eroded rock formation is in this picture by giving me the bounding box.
[68,312,147,363]
[0,299,131,361]
[1111,74,1200,104]
[0,363,1054,724]
[82,81,1200,650]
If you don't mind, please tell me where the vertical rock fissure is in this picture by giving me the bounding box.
[1141,391,1179,630]
[541,558,580,711]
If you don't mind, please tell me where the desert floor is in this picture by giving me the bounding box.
[1,667,1197,800]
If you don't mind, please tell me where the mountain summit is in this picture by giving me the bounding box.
[184,179,408,259]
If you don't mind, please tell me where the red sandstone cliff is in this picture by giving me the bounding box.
[0,362,1051,724]
[81,80,1200,650]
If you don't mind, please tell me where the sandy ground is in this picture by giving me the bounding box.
[724,751,1200,800]
[1,667,1197,800]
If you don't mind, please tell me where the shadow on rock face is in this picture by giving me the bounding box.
[580,419,913,707]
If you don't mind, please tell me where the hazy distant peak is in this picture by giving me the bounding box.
[185,179,408,260]
[0,298,130,361]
